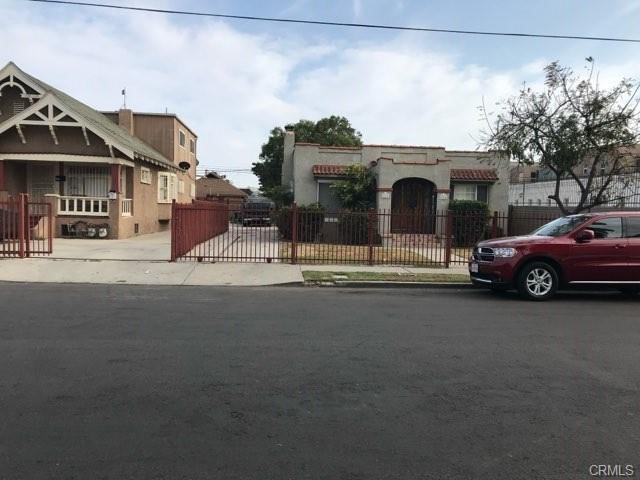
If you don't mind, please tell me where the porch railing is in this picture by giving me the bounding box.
[121,198,133,216]
[58,196,109,216]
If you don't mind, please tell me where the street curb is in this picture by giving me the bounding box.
[305,280,474,289]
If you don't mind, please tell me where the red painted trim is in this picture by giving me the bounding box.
[376,188,393,192]
[436,188,451,193]
[110,164,121,193]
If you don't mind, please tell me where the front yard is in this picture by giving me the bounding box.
[279,242,443,266]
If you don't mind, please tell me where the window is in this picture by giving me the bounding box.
[190,183,196,198]
[178,179,185,194]
[624,217,640,238]
[158,173,169,203]
[190,138,196,154]
[317,181,341,212]
[158,172,178,203]
[452,184,488,203]
[64,165,109,197]
[590,217,623,239]
[140,167,151,184]
[179,130,186,148]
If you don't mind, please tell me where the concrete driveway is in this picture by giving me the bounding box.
[51,230,171,260]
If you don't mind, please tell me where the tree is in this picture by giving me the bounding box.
[330,164,376,210]
[252,116,362,203]
[482,59,640,214]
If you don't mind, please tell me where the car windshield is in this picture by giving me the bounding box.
[532,215,590,237]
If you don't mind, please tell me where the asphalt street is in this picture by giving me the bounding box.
[1,283,639,479]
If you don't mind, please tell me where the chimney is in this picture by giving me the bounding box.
[118,109,134,135]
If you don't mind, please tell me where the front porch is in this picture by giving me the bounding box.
[0,157,134,239]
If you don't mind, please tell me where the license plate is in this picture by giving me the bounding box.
[470,263,479,273]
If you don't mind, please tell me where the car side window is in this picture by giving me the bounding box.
[590,217,623,239]
[625,217,640,238]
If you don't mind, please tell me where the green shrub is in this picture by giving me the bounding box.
[275,204,326,242]
[448,200,490,247]
[337,211,381,245]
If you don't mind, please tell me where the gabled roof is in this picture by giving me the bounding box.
[0,62,176,170]
[196,177,248,198]
[450,168,498,182]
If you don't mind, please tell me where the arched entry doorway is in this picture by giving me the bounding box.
[391,178,436,233]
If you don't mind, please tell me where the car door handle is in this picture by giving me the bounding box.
[615,244,627,249]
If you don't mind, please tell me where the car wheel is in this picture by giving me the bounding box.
[617,286,639,296]
[517,262,558,301]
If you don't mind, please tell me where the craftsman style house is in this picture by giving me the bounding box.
[0,61,197,239]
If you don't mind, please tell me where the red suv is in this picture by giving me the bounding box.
[469,212,640,300]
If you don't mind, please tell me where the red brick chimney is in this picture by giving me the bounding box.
[118,109,134,135]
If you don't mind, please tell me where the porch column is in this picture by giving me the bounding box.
[435,188,451,239]
[110,164,121,193]
[376,187,392,245]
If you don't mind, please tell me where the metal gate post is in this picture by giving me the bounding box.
[170,199,177,262]
[491,211,499,238]
[445,210,453,268]
[291,203,298,265]
[367,209,374,265]
[18,193,27,258]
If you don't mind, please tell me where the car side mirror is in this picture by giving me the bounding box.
[576,229,595,243]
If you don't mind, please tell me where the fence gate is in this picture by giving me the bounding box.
[0,193,53,258]
[171,200,284,263]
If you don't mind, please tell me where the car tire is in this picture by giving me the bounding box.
[516,261,559,301]
[617,286,640,296]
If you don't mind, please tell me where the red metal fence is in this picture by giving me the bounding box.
[0,194,52,258]
[171,203,563,266]
[170,200,229,261]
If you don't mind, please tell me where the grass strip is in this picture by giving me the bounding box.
[303,271,470,283]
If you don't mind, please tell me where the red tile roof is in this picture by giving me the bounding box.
[312,164,349,176]
[450,168,498,182]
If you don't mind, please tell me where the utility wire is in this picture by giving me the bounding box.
[26,0,640,43]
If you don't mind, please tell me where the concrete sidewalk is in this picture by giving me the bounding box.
[0,259,303,286]
[0,258,469,287]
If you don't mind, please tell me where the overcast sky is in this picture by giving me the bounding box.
[2,0,640,188]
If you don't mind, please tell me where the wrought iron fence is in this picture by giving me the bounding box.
[171,202,565,266]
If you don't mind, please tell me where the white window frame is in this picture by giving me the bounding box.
[190,183,196,198]
[452,183,489,203]
[189,138,196,155]
[178,129,186,148]
[178,179,185,194]
[158,172,178,203]
[140,167,151,185]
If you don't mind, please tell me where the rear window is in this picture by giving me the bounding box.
[626,217,640,238]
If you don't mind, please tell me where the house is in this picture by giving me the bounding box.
[0,61,197,239]
[280,128,508,237]
[196,172,248,210]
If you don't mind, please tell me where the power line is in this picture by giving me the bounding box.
[26,0,640,44]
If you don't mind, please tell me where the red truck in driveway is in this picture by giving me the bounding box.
[469,212,640,300]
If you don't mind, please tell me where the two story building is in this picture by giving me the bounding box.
[0,61,197,239]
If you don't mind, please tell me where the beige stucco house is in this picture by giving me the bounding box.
[281,128,509,237]
[0,61,197,239]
